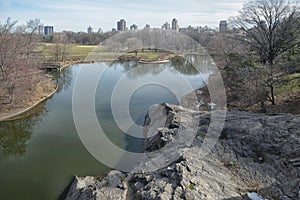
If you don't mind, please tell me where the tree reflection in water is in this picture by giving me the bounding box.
[109,55,214,78]
[57,67,73,92]
[0,66,74,158]
[0,103,45,158]
[169,56,198,75]
[47,67,73,93]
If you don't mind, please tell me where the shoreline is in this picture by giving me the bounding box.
[0,54,183,122]
[0,84,59,122]
[0,60,80,122]
[0,58,118,122]
[138,59,170,64]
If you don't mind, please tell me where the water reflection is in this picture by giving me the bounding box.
[47,67,73,93]
[169,56,199,75]
[57,68,73,92]
[0,58,214,198]
[110,55,214,79]
[171,55,215,75]
[98,56,213,155]
[0,67,72,159]
[0,103,45,158]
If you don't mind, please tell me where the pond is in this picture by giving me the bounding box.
[0,56,213,199]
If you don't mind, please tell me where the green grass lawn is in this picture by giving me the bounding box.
[124,50,174,61]
[39,43,108,59]
[68,44,107,55]
[68,44,97,55]
[38,43,174,61]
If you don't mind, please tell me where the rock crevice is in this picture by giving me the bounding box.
[65,103,300,200]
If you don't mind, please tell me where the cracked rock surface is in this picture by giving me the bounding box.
[65,103,300,200]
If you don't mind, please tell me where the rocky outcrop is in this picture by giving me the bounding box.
[65,170,127,200]
[65,103,300,200]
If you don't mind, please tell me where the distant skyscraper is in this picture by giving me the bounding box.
[162,22,170,30]
[117,19,126,31]
[219,20,228,32]
[172,18,179,32]
[38,25,44,35]
[87,26,93,33]
[44,26,54,35]
[130,24,138,31]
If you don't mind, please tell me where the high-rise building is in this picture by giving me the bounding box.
[117,19,126,31]
[172,18,179,32]
[162,22,170,30]
[38,25,44,35]
[44,26,54,35]
[87,26,93,33]
[219,20,228,32]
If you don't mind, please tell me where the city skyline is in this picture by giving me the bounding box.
[0,0,245,32]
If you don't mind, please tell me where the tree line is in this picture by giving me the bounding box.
[1,0,299,112]
[0,18,60,107]
[185,0,300,111]
[0,18,42,105]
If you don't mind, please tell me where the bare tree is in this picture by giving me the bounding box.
[207,32,247,69]
[124,37,143,50]
[51,33,69,62]
[0,18,42,106]
[232,0,300,105]
[24,18,41,59]
[0,18,18,77]
[0,18,26,104]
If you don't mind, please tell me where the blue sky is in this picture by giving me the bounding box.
[0,0,245,32]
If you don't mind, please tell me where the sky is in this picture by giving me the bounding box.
[0,0,245,32]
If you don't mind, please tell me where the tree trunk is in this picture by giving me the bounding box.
[270,85,275,105]
[268,62,275,105]
[7,84,15,105]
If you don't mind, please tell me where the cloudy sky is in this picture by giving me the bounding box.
[0,0,245,32]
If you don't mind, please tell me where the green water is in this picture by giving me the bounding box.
[0,58,211,199]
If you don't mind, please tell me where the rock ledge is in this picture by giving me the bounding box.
[65,104,300,200]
